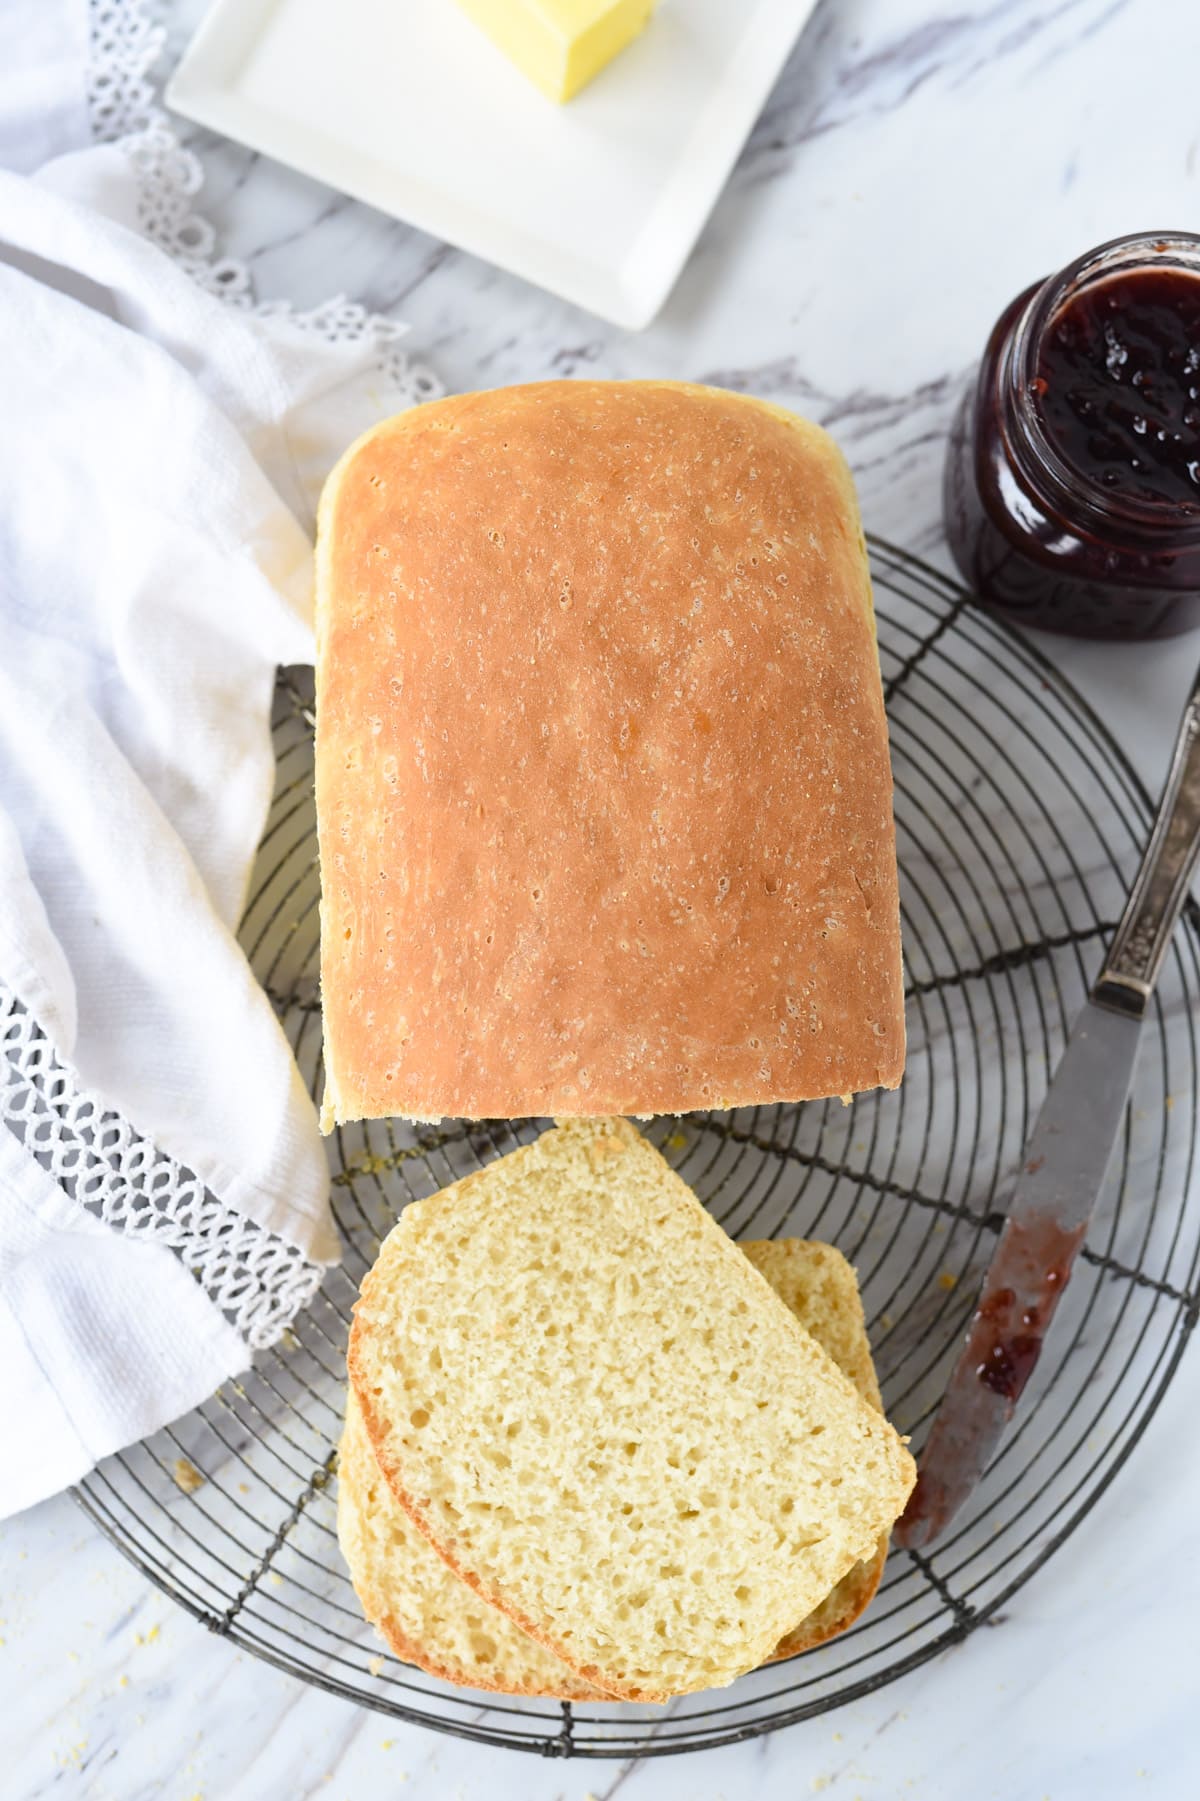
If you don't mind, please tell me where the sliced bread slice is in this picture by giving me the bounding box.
[338,1237,890,1693]
[338,1390,606,1698]
[348,1117,915,1700]
[741,1240,889,1659]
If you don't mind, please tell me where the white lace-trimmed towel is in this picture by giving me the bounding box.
[0,2,434,1517]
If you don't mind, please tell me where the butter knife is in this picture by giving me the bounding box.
[896,661,1200,1551]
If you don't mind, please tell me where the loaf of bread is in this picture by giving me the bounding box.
[339,1235,891,1693]
[315,380,903,1127]
[348,1117,915,1701]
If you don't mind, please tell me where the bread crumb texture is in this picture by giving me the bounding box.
[348,1118,915,1700]
[316,380,904,1125]
[338,1390,604,1698]
[740,1240,889,1660]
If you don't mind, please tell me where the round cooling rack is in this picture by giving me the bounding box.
[74,539,1200,1757]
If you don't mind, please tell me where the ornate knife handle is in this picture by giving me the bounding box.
[1094,663,1200,1019]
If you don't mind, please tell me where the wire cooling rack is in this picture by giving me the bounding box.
[74,539,1200,1756]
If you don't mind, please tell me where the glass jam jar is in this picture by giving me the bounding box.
[944,231,1200,639]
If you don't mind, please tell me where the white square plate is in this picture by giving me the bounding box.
[166,0,819,330]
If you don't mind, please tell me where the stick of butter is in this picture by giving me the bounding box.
[456,0,657,103]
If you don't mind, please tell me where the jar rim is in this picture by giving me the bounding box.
[1004,230,1200,541]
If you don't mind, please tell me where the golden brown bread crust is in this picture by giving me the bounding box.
[316,380,904,1126]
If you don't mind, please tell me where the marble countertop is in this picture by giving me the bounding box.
[7,0,1200,1796]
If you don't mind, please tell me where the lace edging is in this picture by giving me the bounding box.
[9,0,444,1349]
[85,0,442,399]
[0,988,324,1350]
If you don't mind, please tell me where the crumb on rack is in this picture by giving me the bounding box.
[937,1270,957,1291]
[172,1458,205,1494]
[350,1151,398,1177]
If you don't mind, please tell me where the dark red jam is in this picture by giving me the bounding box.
[895,1213,1088,1546]
[1034,268,1200,510]
[945,233,1200,640]
[964,1214,1085,1404]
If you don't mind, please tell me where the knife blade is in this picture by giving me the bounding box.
[896,661,1200,1551]
[894,999,1139,1550]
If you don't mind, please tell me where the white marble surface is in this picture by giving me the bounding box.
[6,0,1200,1795]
